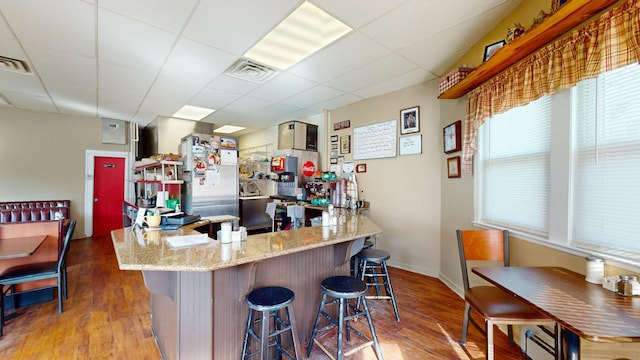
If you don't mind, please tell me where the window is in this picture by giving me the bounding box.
[476,63,640,263]
[477,96,552,235]
[572,64,640,261]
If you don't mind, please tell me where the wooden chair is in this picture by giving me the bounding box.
[0,219,76,336]
[456,229,557,360]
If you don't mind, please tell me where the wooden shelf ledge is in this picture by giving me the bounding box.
[438,0,619,99]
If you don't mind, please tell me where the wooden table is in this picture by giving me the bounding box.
[0,235,47,259]
[473,266,640,359]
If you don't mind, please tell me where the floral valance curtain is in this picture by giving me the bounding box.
[462,0,640,174]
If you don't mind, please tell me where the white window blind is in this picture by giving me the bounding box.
[573,63,640,260]
[478,96,552,235]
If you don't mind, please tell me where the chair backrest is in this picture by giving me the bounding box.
[58,219,76,271]
[456,229,509,291]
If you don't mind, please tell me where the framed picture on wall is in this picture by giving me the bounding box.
[400,106,420,134]
[443,120,462,154]
[340,135,351,154]
[447,156,461,178]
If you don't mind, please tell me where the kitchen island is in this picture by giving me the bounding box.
[111,211,381,360]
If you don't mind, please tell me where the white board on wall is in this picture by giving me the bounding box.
[353,120,397,160]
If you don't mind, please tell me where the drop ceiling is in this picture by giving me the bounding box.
[0,0,522,136]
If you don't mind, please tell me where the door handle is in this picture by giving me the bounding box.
[94,198,98,202]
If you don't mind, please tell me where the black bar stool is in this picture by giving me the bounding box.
[241,286,301,360]
[356,248,400,322]
[363,238,374,249]
[306,276,384,360]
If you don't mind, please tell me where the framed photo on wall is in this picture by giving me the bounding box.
[400,106,420,134]
[340,135,351,154]
[447,156,461,178]
[443,120,462,154]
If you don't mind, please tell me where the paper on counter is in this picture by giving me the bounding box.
[200,215,237,222]
[166,233,211,249]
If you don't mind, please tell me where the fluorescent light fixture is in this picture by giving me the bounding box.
[243,1,352,70]
[215,125,246,134]
[172,105,215,121]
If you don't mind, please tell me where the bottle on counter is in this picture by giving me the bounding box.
[617,274,638,296]
[348,174,358,211]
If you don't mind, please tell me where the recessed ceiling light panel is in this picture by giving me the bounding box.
[215,125,246,134]
[243,1,352,70]
[172,105,215,121]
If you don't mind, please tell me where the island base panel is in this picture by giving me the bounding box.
[148,242,352,359]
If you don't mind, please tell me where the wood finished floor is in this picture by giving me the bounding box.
[0,235,528,359]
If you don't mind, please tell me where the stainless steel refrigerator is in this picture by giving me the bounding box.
[179,134,239,217]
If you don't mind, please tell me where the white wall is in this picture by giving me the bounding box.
[0,107,130,237]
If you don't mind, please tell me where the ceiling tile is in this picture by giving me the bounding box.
[0,0,523,132]
[0,0,95,57]
[360,0,512,51]
[98,9,176,73]
[223,96,272,114]
[0,37,29,65]
[248,73,317,102]
[0,14,13,38]
[189,87,242,110]
[183,0,299,56]
[208,74,261,95]
[98,89,141,120]
[158,37,236,86]
[398,2,521,70]
[313,0,407,28]
[48,84,97,117]
[24,45,96,88]
[287,32,390,83]
[99,61,156,96]
[325,53,417,92]
[308,93,364,113]
[97,0,199,33]
[0,70,48,96]
[3,91,57,112]
[280,85,344,108]
[353,68,434,98]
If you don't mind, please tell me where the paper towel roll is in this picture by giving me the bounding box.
[322,226,329,239]
[221,222,232,244]
[322,211,329,226]
[156,191,167,206]
[221,243,231,261]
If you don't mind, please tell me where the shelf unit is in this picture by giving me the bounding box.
[134,160,184,207]
[438,0,619,99]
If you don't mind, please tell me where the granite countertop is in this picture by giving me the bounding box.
[111,212,381,272]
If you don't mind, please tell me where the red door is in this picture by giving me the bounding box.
[93,156,125,236]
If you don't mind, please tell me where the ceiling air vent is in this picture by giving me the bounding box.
[0,56,31,74]
[224,59,277,83]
